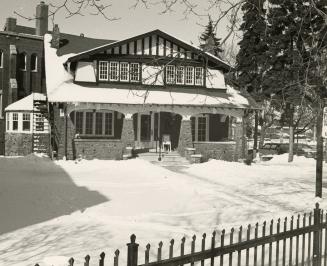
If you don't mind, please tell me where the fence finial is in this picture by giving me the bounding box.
[316,202,320,209]
[84,255,90,266]
[130,234,136,243]
[69,257,74,266]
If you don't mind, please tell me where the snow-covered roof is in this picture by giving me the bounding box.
[44,34,258,110]
[5,93,47,112]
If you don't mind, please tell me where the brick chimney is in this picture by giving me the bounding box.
[36,1,48,36]
[51,24,60,49]
[5,17,17,32]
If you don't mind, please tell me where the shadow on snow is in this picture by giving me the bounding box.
[0,154,109,235]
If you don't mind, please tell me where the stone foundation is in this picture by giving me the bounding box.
[5,132,33,156]
[193,141,238,162]
[74,139,125,160]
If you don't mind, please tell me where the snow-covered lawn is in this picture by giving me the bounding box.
[0,154,326,266]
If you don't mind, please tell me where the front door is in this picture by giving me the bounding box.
[136,112,159,149]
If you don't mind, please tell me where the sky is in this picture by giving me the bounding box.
[0,0,235,47]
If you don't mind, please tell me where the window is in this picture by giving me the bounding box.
[0,50,3,68]
[176,66,184,85]
[191,115,209,142]
[130,63,140,82]
[166,65,175,84]
[71,110,114,137]
[31,54,37,72]
[22,113,30,131]
[109,61,119,81]
[104,112,113,136]
[185,66,194,85]
[197,117,207,141]
[19,53,27,70]
[0,92,2,118]
[95,112,103,135]
[99,61,108,81]
[12,113,18,131]
[195,67,203,86]
[120,62,129,82]
[35,114,44,132]
[6,112,10,131]
[75,111,84,134]
[85,112,93,134]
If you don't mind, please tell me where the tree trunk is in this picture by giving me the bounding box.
[316,101,323,198]
[259,125,266,149]
[288,105,294,162]
[253,111,259,158]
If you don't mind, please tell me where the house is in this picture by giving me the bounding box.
[4,3,259,161]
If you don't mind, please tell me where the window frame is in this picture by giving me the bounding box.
[176,66,184,85]
[130,63,140,82]
[109,61,119,81]
[165,65,176,85]
[31,54,38,72]
[0,50,3,68]
[22,113,31,132]
[19,53,27,71]
[185,66,194,85]
[72,110,115,137]
[195,67,204,86]
[99,61,109,81]
[191,114,209,142]
[12,113,18,131]
[120,62,130,82]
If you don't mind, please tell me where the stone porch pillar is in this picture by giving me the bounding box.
[234,113,248,161]
[121,113,135,151]
[177,115,193,156]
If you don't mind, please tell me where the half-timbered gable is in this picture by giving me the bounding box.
[67,29,230,90]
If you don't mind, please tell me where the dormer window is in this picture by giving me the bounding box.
[99,61,108,81]
[109,61,119,81]
[195,67,203,86]
[166,65,175,84]
[120,62,129,82]
[130,63,140,82]
[185,66,194,85]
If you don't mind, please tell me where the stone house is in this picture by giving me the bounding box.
[3,3,259,161]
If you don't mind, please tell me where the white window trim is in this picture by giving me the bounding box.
[120,62,130,82]
[22,113,31,132]
[195,67,204,86]
[176,66,184,85]
[99,61,109,81]
[130,63,140,82]
[73,110,115,137]
[193,114,209,142]
[109,61,119,81]
[6,112,34,133]
[166,65,176,84]
[185,66,194,85]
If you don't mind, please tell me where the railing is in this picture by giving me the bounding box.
[34,204,327,266]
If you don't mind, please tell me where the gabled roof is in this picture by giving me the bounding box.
[66,29,232,71]
[5,93,47,112]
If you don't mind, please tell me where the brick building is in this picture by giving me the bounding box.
[3,2,259,161]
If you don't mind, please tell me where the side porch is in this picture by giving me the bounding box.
[51,102,248,162]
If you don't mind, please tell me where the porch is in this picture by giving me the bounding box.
[53,102,247,162]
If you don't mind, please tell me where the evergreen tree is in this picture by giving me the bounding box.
[199,18,223,57]
[236,0,270,150]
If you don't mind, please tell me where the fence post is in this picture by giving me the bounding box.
[127,234,139,266]
[313,203,321,266]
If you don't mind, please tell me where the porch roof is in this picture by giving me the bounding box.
[48,82,259,110]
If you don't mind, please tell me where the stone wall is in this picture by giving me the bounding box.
[193,141,237,162]
[74,139,124,160]
[5,132,33,156]
[177,119,193,156]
